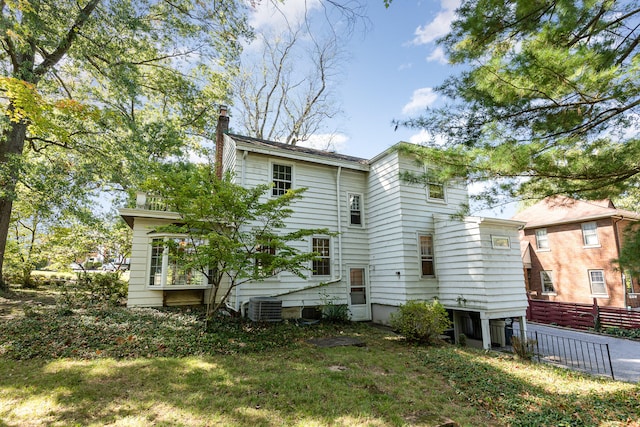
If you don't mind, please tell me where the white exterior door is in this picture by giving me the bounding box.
[348,267,371,321]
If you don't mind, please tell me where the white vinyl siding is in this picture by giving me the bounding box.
[433,215,528,314]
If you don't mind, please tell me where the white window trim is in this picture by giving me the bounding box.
[581,222,601,248]
[310,235,332,278]
[424,167,447,203]
[146,234,211,290]
[269,161,295,197]
[588,269,609,297]
[254,244,280,281]
[347,192,365,228]
[417,233,436,278]
[540,270,556,295]
[535,228,550,251]
[491,235,511,249]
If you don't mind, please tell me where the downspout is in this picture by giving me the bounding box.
[326,166,343,287]
[235,150,249,313]
[613,216,628,308]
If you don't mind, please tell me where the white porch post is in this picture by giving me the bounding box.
[518,315,527,338]
[480,315,491,350]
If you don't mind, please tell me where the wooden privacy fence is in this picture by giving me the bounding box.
[527,298,640,330]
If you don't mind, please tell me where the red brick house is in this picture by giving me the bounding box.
[513,196,640,309]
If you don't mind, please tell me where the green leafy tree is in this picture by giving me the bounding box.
[393,0,640,211]
[145,162,329,317]
[0,0,252,287]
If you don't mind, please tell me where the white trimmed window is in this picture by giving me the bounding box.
[540,270,555,294]
[149,237,208,287]
[425,167,445,201]
[272,163,292,196]
[348,193,363,226]
[535,228,549,250]
[419,234,435,277]
[588,270,608,296]
[255,245,276,277]
[312,237,331,276]
[582,222,599,246]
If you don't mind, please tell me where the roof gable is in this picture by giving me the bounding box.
[512,195,639,228]
[229,134,369,167]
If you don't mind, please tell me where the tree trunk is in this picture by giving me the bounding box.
[0,120,28,288]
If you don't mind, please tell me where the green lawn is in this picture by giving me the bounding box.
[0,286,638,426]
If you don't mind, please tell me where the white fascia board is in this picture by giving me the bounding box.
[235,140,369,171]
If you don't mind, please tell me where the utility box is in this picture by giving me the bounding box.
[248,297,283,322]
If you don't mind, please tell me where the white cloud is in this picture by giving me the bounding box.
[426,46,447,64]
[402,88,438,114]
[398,62,413,71]
[412,0,460,45]
[298,133,349,152]
[248,0,322,33]
[408,129,447,146]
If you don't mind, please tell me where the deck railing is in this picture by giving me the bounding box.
[135,192,172,211]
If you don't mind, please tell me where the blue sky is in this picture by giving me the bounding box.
[244,1,517,218]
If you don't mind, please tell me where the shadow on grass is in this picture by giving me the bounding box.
[420,347,640,427]
[0,338,496,426]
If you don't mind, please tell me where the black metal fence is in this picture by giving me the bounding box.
[512,328,615,380]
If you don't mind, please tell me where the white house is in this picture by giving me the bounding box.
[120,109,528,349]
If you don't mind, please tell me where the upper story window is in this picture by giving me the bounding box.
[425,167,445,201]
[540,270,555,294]
[535,228,549,250]
[348,193,363,226]
[312,237,331,276]
[588,269,608,296]
[582,222,599,246]
[419,234,435,277]
[149,237,208,287]
[272,164,292,196]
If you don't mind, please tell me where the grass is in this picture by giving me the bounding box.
[0,285,639,426]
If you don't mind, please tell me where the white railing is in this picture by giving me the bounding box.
[135,192,170,211]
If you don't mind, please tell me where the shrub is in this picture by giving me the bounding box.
[57,273,127,308]
[511,336,537,361]
[322,302,350,323]
[390,300,451,344]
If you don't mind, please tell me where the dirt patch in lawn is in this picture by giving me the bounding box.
[306,336,366,348]
[0,286,57,320]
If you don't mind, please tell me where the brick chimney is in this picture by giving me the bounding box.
[215,105,229,179]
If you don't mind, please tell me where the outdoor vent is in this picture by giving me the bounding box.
[248,297,283,322]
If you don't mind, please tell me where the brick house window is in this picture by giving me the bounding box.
[540,270,555,294]
[312,237,331,276]
[582,222,599,246]
[272,164,292,196]
[535,228,549,250]
[419,234,435,277]
[588,270,608,295]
